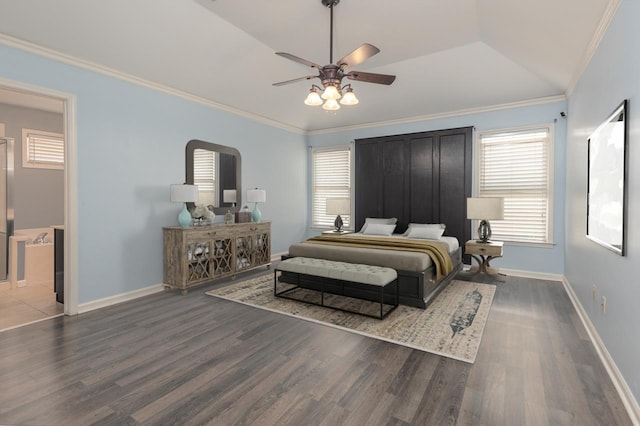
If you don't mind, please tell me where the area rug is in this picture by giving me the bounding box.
[206,274,496,363]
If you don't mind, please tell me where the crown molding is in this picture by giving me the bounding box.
[0,33,305,135]
[307,95,566,136]
[0,33,569,137]
[566,0,621,96]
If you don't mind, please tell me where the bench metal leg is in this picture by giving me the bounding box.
[275,270,399,320]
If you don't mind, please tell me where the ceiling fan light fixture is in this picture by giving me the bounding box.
[304,88,323,106]
[322,98,341,111]
[273,0,396,112]
[340,87,359,105]
[321,84,341,100]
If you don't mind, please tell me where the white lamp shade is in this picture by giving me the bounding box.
[247,188,266,203]
[223,189,237,203]
[170,184,198,203]
[326,198,350,215]
[467,197,504,220]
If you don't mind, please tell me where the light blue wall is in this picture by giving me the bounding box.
[566,0,640,402]
[307,101,567,275]
[0,44,308,303]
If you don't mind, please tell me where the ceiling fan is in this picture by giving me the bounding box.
[273,0,396,110]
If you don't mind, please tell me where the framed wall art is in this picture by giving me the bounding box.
[587,99,628,256]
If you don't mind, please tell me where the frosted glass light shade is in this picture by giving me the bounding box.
[467,197,504,220]
[340,89,359,105]
[321,85,341,100]
[322,99,341,111]
[170,184,198,203]
[304,90,323,106]
[247,189,266,203]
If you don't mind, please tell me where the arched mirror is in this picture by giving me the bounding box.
[185,140,241,215]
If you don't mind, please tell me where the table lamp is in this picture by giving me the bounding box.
[326,198,350,232]
[246,188,266,222]
[170,184,198,228]
[467,197,504,243]
[223,189,237,208]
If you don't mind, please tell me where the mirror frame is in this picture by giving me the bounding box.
[185,139,241,215]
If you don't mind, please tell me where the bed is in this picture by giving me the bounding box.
[283,225,463,309]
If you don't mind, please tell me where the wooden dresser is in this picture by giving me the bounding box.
[163,221,271,294]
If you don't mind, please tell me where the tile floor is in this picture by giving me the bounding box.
[0,281,63,331]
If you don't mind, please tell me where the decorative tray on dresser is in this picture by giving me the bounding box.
[163,221,271,294]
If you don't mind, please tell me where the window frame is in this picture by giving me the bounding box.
[311,144,353,230]
[475,124,554,247]
[22,128,65,170]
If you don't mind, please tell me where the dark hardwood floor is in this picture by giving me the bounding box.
[0,270,632,425]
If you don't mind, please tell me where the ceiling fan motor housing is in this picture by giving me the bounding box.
[320,65,343,89]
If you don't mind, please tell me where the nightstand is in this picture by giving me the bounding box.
[322,230,353,235]
[465,240,504,277]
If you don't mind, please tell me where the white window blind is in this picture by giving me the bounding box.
[312,146,352,228]
[477,127,553,244]
[22,129,64,170]
[193,149,217,206]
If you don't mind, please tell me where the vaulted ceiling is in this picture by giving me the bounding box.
[0,0,615,132]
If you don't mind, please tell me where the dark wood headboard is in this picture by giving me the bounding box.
[354,126,473,252]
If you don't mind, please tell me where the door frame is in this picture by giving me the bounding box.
[0,77,78,315]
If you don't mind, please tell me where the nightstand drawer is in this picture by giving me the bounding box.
[465,241,504,257]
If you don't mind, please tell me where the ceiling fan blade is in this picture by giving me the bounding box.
[345,71,396,85]
[272,75,318,86]
[337,43,380,68]
[275,52,323,70]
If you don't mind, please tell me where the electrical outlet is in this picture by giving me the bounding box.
[601,296,607,315]
[592,285,597,301]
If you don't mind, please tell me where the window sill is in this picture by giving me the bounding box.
[501,241,555,249]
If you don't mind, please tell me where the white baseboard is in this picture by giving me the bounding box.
[461,264,563,282]
[499,267,563,282]
[561,277,640,425]
[78,284,165,314]
[271,251,287,262]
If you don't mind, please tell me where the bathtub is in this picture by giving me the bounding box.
[9,227,55,289]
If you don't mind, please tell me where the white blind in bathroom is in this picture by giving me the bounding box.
[22,129,64,170]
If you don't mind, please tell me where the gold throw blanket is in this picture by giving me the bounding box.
[305,235,454,280]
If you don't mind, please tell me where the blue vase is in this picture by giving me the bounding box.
[177,203,192,227]
[252,204,262,222]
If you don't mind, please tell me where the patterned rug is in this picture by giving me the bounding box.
[206,274,496,363]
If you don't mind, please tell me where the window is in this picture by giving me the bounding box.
[476,126,553,244]
[193,149,217,206]
[22,128,64,170]
[312,145,352,229]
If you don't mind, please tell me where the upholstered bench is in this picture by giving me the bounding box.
[274,257,399,319]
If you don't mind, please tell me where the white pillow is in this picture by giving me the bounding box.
[362,223,397,236]
[403,223,446,236]
[406,226,445,240]
[359,217,398,233]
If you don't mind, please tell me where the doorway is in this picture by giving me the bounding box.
[0,81,76,330]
